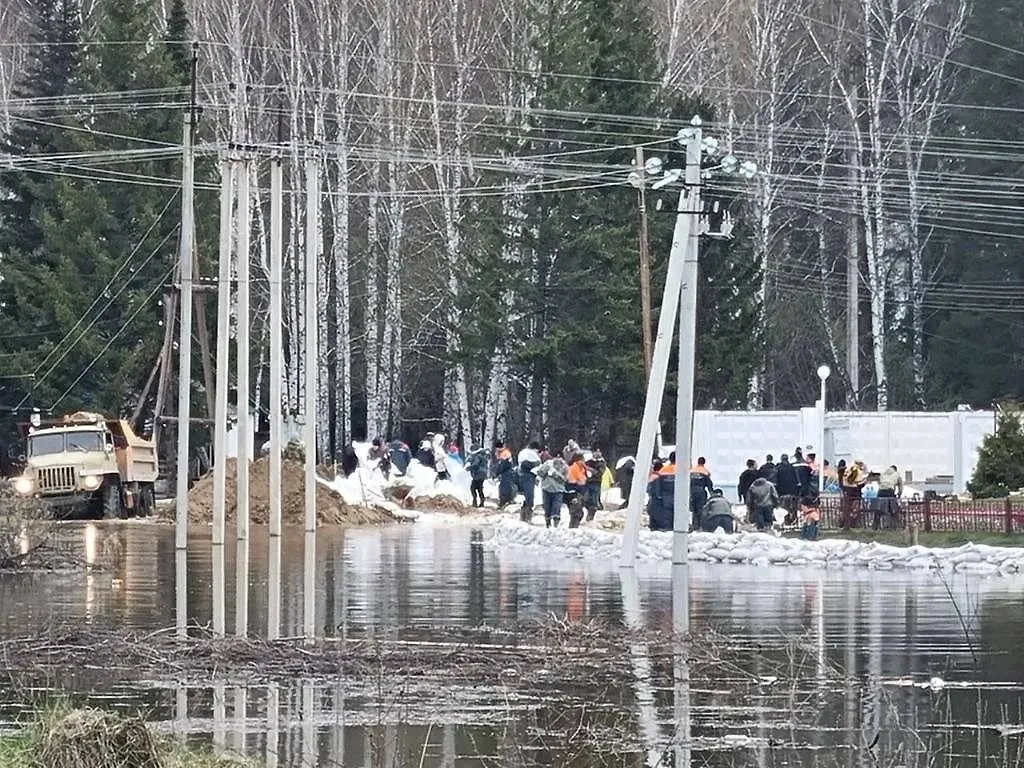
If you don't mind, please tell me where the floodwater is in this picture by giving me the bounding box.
[2,520,1024,766]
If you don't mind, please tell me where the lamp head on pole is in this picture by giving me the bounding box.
[817,364,831,382]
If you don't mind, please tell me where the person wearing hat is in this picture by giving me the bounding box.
[841,459,868,529]
[699,488,735,533]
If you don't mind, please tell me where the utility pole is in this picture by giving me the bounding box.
[621,122,756,567]
[211,155,234,638]
[846,149,860,406]
[267,145,284,641]
[635,145,653,382]
[235,156,252,638]
[671,127,703,572]
[303,153,320,644]
[620,162,696,567]
[173,45,198,640]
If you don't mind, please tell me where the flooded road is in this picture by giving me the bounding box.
[2,520,1024,766]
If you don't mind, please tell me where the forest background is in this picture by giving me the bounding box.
[0,0,1020,461]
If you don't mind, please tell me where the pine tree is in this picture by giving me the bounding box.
[968,409,1024,498]
[0,0,193,416]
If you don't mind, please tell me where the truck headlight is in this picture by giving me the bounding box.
[14,477,33,495]
[81,474,101,491]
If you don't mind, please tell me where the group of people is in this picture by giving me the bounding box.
[464,439,612,528]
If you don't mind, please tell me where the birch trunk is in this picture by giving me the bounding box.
[326,0,353,450]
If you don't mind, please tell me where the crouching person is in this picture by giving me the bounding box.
[534,457,569,528]
[699,489,735,533]
[745,477,779,532]
[801,496,821,540]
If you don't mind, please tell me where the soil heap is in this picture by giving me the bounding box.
[181,457,394,526]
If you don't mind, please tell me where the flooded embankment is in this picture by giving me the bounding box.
[2,520,1024,766]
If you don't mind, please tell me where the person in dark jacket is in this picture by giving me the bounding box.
[737,459,759,504]
[517,442,542,521]
[416,433,436,468]
[759,454,778,484]
[688,456,713,530]
[464,446,489,508]
[584,451,606,520]
[646,461,675,531]
[775,454,800,522]
[792,449,811,496]
[615,457,636,507]
[746,477,779,531]
[493,441,516,506]
[388,439,411,475]
[340,444,359,477]
[700,489,735,532]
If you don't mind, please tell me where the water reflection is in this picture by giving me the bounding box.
[2,523,1024,766]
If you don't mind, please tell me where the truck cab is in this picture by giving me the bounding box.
[13,411,157,519]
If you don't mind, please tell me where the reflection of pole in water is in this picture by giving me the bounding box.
[329,683,344,767]
[672,563,691,768]
[442,724,455,768]
[266,683,280,768]
[618,568,661,765]
[213,682,226,753]
[174,683,188,740]
[816,574,826,682]
[84,524,97,619]
[233,686,248,755]
[845,583,857,768]
[302,680,317,767]
[861,579,882,768]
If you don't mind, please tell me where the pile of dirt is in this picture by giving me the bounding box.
[403,493,472,512]
[178,458,394,527]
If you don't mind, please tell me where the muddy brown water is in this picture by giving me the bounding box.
[2,520,1024,766]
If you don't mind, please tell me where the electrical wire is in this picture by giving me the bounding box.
[49,262,175,411]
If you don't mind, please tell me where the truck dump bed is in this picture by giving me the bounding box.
[106,420,158,484]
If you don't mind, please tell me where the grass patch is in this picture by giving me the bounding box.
[815,528,1024,548]
[0,706,252,768]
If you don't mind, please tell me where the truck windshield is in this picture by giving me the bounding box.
[66,432,103,452]
[28,434,65,456]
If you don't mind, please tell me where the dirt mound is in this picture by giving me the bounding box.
[178,458,393,526]
[403,493,472,512]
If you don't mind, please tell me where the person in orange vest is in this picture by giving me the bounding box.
[647,451,676,531]
[566,452,589,527]
[692,456,710,476]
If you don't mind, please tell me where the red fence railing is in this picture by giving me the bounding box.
[815,496,1024,534]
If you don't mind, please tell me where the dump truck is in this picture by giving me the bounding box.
[11,411,158,518]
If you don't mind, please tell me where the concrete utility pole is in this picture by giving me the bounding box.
[211,156,234,638]
[235,158,252,638]
[268,151,284,641]
[671,127,703,570]
[635,145,654,382]
[173,48,198,640]
[620,121,756,567]
[303,154,320,643]
[619,167,696,567]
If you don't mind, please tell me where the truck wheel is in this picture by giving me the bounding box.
[103,481,125,520]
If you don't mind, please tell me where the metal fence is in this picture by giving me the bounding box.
[816,496,1024,534]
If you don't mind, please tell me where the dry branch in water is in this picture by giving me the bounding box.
[0,482,85,571]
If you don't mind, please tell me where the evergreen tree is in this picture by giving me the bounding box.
[968,409,1024,498]
[0,0,193,416]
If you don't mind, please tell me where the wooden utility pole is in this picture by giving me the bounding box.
[635,145,653,382]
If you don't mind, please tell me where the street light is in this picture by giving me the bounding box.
[817,364,831,495]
